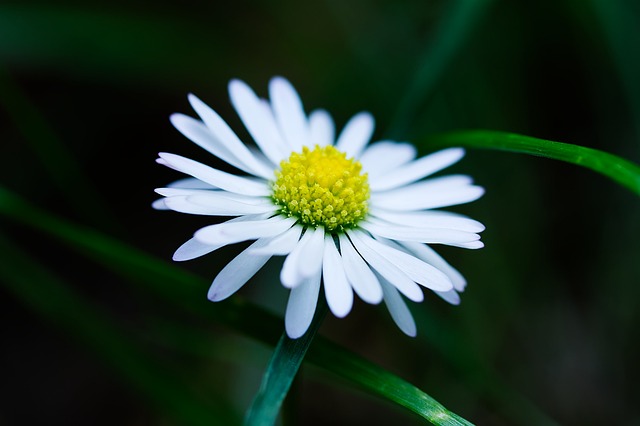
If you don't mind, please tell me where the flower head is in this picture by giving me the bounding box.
[154,77,485,338]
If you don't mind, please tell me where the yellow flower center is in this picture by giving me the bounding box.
[272,145,370,232]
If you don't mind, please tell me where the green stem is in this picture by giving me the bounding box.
[244,300,328,426]
[425,129,640,196]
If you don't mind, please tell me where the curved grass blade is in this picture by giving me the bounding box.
[0,186,474,425]
[306,340,474,426]
[0,233,238,426]
[425,129,640,196]
[244,302,328,426]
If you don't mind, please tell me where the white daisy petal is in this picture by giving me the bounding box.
[167,177,215,189]
[158,152,269,197]
[280,229,312,288]
[269,77,309,151]
[370,209,485,233]
[170,113,261,177]
[347,231,424,302]
[157,77,485,338]
[188,94,273,179]
[298,227,325,279]
[155,188,258,201]
[335,112,374,159]
[360,220,480,246]
[370,175,485,211]
[454,241,485,250]
[322,235,354,318]
[281,227,325,288]
[369,148,465,191]
[194,215,296,246]
[309,109,335,147]
[359,141,416,175]
[379,277,417,337]
[173,237,220,261]
[434,288,461,305]
[351,231,453,292]
[285,267,322,339]
[174,214,273,260]
[163,194,276,216]
[338,234,383,304]
[398,241,467,291]
[208,237,273,301]
[249,224,303,255]
[228,79,290,163]
[152,199,168,210]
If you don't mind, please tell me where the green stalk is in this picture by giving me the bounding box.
[244,301,328,426]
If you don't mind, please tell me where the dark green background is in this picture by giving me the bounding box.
[1,0,639,425]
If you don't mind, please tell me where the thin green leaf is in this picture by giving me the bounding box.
[0,232,238,426]
[386,0,493,137]
[425,129,640,196]
[0,186,474,425]
[306,341,474,426]
[244,302,328,426]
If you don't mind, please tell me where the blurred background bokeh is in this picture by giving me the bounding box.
[1,0,639,425]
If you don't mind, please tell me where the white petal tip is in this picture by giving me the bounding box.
[362,293,384,305]
[228,78,246,92]
[331,305,352,319]
[207,287,228,302]
[403,328,417,338]
[151,199,167,210]
[270,75,288,86]
[405,290,425,303]
[171,253,188,262]
[434,286,462,305]
[285,326,307,340]
[464,241,485,249]
[280,274,301,289]
[187,93,201,105]
[169,113,188,129]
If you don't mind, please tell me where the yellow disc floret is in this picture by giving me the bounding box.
[272,145,370,232]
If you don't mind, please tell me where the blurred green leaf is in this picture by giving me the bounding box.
[0,186,473,425]
[0,232,238,426]
[426,129,640,196]
[0,66,117,227]
[588,0,640,139]
[387,0,493,138]
[0,5,228,89]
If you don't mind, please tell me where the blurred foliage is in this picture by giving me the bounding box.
[1,0,639,425]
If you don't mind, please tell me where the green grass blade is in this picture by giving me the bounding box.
[0,233,238,426]
[386,0,493,138]
[244,303,328,426]
[425,129,640,196]
[0,186,474,425]
[306,341,474,426]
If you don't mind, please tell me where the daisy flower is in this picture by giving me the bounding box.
[154,77,485,338]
